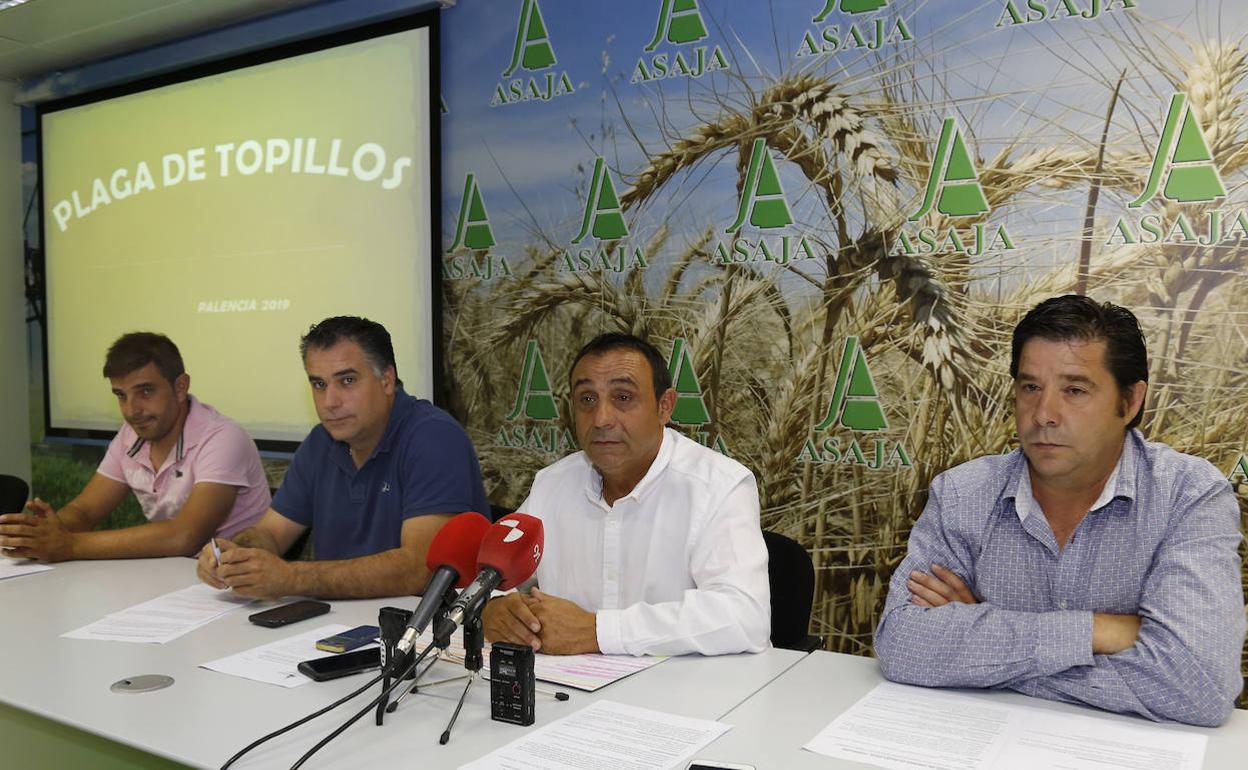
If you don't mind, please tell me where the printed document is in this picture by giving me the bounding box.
[0,555,53,581]
[805,681,1207,770]
[61,583,252,644]
[201,623,376,687]
[459,699,730,770]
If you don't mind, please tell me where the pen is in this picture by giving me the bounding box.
[211,538,221,567]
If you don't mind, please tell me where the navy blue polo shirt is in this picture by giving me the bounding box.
[272,390,489,560]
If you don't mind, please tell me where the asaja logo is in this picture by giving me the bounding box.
[572,157,628,243]
[451,173,495,251]
[506,340,558,421]
[726,137,793,232]
[712,138,818,267]
[889,117,1015,258]
[666,337,729,455]
[814,336,887,432]
[493,0,576,107]
[1230,453,1248,487]
[633,0,729,83]
[444,173,512,281]
[911,117,989,220]
[667,337,710,425]
[496,340,575,455]
[1107,93,1244,248]
[996,0,1136,28]
[559,156,647,274]
[800,336,911,469]
[645,0,708,48]
[797,0,913,58]
[1131,92,1225,208]
[504,0,555,75]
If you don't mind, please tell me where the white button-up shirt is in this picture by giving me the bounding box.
[519,428,771,656]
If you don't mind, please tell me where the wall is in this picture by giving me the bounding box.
[1,80,29,482]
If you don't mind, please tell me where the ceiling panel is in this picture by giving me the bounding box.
[0,0,166,45]
[0,0,328,84]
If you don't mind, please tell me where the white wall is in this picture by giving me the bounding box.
[0,82,30,483]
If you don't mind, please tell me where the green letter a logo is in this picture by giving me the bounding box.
[503,0,557,77]
[645,0,709,51]
[450,173,495,251]
[910,117,989,221]
[726,138,793,232]
[505,341,558,421]
[814,0,887,22]
[1229,454,1248,484]
[667,338,711,426]
[1130,92,1225,207]
[814,336,888,432]
[572,157,629,244]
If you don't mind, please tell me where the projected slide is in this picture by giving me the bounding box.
[41,21,434,443]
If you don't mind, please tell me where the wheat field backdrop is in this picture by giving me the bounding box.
[439,3,1248,701]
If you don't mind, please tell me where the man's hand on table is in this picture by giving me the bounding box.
[0,500,75,562]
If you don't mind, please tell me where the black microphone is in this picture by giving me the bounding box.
[0,475,29,514]
[393,512,490,659]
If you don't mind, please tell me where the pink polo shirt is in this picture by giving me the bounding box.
[97,396,270,538]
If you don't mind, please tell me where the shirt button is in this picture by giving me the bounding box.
[1058,600,1068,610]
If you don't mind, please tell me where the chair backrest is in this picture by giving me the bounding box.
[762,529,817,651]
[0,475,29,514]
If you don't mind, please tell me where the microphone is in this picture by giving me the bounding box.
[0,475,29,514]
[442,513,544,632]
[393,512,491,659]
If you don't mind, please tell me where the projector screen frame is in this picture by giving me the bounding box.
[34,9,444,454]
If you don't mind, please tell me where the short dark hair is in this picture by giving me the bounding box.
[1011,295,1148,428]
[569,333,673,401]
[102,332,185,384]
[300,316,401,387]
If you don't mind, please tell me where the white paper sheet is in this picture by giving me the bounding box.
[804,682,1207,770]
[201,623,378,687]
[425,630,665,691]
[61,583,253,644]
[0,555,53,581]
[459,699,731,770]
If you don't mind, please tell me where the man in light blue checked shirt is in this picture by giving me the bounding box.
[875,295,1246,726]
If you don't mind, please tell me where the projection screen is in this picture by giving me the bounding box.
[38,12,439,447]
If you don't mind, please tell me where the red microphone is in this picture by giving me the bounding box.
[395,511,491,656]
[426,511,492,588]
[445,513,545,627]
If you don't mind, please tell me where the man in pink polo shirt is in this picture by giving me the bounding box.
[0,333,269,561]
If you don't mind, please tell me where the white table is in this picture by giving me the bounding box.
[0,557,806,769]
[696,650,1248,769]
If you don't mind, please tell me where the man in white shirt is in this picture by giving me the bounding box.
[482,333,770,656]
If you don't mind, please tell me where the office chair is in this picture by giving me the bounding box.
[0,474,29,514]
[763,529,824,652]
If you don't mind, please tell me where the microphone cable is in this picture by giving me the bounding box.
[217,673,382,770]
[217,640,437,770]
[287,640,440,770]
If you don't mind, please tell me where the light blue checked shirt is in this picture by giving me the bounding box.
[875,429,1246,726]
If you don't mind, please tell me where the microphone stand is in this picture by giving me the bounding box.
[438,613,483,745]
[375,585,458,726]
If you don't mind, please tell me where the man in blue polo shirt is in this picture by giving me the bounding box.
[195,316,489,599]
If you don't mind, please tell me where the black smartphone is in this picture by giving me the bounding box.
[297,647,381,681]
[248,600,330,628]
